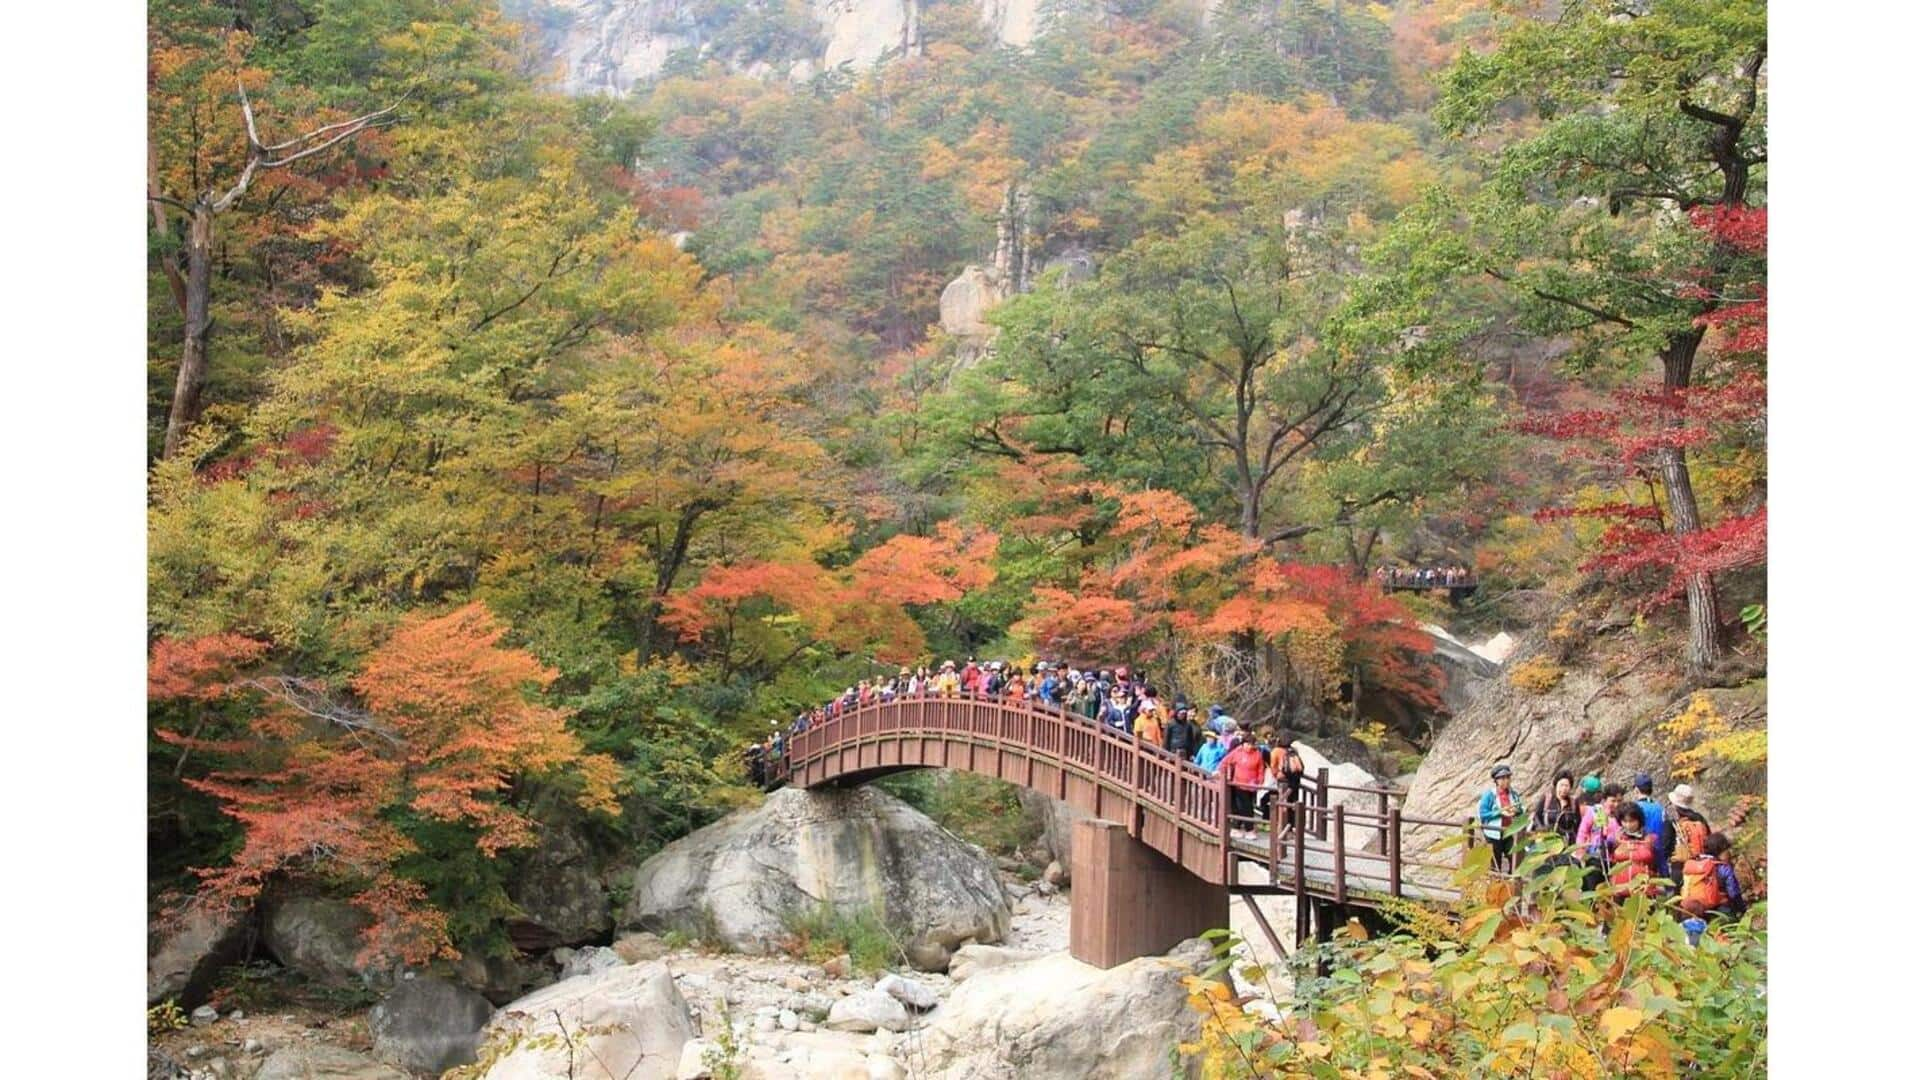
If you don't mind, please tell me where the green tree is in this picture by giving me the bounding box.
[1434,0,1766,672]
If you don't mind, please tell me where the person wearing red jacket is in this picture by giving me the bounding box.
[1608,801,1661,899]
[1222,737,1268,840]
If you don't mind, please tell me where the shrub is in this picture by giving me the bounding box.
[1179,844,1767,1078]
[780,903,901,975]
[1508,656,1565,694]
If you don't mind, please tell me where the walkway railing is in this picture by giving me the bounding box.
[767,694,1467,906]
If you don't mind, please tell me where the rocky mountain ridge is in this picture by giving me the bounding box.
[509,0,1069,95]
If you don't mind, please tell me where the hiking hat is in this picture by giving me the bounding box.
[1668,783,1696,808]
[1491,764,1513,780]
[1581,775,1602,794]
[1208,704,1225,717]
[1633,771,1654,793]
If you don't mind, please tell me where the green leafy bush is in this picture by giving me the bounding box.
[780,903,901,975]
[1181,844,1767,1078]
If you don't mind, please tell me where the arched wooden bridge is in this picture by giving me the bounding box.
[768,694,1467,966]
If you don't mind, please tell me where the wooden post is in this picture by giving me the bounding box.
[1268,778,1281,870]
[1129,731,1143,838]
[1216,766,1232,884]
[1292,801,1307,899]
[1315,767,1330,841]
[1333,805,1347,904]
[1375,788,1389,851]
[1388,807,1402,898]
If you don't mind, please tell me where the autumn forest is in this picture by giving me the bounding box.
[145,1,1768,1073]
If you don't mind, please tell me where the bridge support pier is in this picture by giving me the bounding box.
[1069,819,1230,969]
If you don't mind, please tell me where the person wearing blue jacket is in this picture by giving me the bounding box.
[1632,772,1670,876]
[1195,730,1227,773]
[1477,764,1523,872]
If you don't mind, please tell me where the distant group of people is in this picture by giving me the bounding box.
[744,658,1313,840]
[1377,565,1475,589]
[1477,765,1746,921]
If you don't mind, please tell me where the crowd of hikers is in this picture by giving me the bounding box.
[1477,765,1747,922]
[737,657,1749,928]
[743,658,1311,838]
[1375,564,1475,588]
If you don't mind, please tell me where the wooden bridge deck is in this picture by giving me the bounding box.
[770,695,1466,910]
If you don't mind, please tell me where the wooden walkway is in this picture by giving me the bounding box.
[769,695,1466,910]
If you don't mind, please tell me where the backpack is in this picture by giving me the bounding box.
[1673,815,1711,863]
[1681,856,1727,909]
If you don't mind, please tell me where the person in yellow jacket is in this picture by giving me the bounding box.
[933,660,961,697]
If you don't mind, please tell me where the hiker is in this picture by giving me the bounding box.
[1037,664,1061,707]
[1206,703,1235,736]
[1165,700,1200,760]
[1477,765,1523,873]
[1578,773,1602,806]
[1534,770,1583,851]
[1665,784,1713,885]
[1678,833,1746,919]
[1223,735,1268,839]
[1576,783,1625,890]
[1134,692,1165,747]
[934,660,960,697]
[1631,773,1670,876]
[1608,802,1661,898]
[1271,735,1307,839]
[1196,730,1227,774]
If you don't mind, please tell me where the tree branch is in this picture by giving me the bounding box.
[1484,268,1636,329]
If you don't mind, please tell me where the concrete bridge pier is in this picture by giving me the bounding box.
[1068,818,1230,968]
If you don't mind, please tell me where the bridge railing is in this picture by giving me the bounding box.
[769,692,1460,901]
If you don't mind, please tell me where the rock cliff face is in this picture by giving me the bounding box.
[1400,615,1766,854]
[512,0,1070,95]
[621,785,1011,971]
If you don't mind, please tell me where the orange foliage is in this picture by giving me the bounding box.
[148,633,270,700]
[850,521,999,605]
[150,603,618,965]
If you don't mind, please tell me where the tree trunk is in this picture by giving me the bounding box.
[162,203,215,459]
[1660,332,1723,674]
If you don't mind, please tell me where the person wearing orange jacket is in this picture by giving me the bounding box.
[1222,736,1268,840]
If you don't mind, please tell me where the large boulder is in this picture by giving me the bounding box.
[918,938,1210,1078]
[262,895,386,988]
[476,962,696,1080]
[148,904,252,1006]
[622,786,1010,973]
[946,943,1042,983]
[450,946,551,1006]
[1423,624,1504,717]
[825,988,911,1033]
[254,1044,410,1080]
[508,823,613,950]
[369,974,494,1074]
[1014,789,1088,881]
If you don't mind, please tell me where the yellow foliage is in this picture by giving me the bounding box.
[1662,691,1767,780]
[1508,656,1564,694]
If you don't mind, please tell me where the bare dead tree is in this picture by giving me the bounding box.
[149,78,403,459]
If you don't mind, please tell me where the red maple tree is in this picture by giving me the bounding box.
[151,602,619,964]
